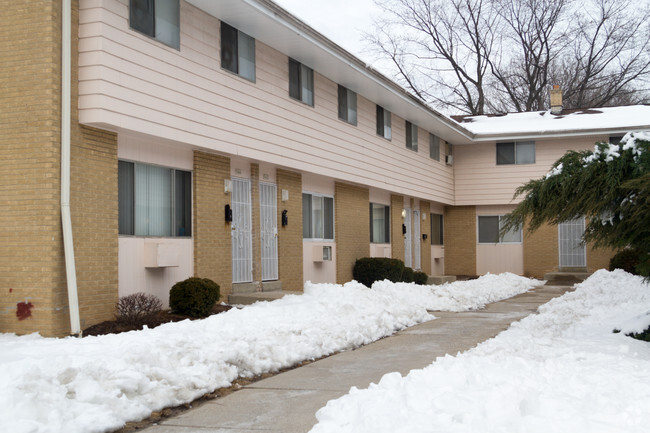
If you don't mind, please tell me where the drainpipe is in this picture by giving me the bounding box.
[61,0,81,336]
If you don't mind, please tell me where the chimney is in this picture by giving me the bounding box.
[550,85,563,115]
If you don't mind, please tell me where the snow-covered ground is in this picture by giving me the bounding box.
[311,269,650,433]
[0,273,540,433]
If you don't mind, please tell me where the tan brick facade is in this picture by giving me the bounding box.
[420,201,432,275]
[335,183,370,284]
[251,164,261,282]
[391,195,405,262]
[277,169,303,290]
[193,151,232,299]
[523,221,558,278]
[444,206,477,276]
[587,244,615,272]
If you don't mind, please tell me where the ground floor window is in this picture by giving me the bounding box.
[478,215,521,243]
[302,193,334,240]
[370,203,390,243]
[431,213,443,245]
[119,160,191,237]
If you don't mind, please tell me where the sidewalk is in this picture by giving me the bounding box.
[142,284,572,433]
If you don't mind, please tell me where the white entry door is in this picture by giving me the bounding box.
[404,208,412,268]
[559,218,586,268]
[231,178,252,283]
[413,210,421,270]
[260,182,278,281]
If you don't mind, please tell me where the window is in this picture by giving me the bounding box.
[129,0,180,49]
[376,105,392,140]
[302,193,334,240]
[370,203,390,243]
[119,161,191,237]
[431,213,443,245]
[477,215,521,243]
[221,22,256,81]
[429,134,440,161]
[288,58,314,106]
[338,85,357,125]
[406,121,418,151]
[609,135,624,145]
[496,141,535,165]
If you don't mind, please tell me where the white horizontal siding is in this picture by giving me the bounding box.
[78,0,454,204]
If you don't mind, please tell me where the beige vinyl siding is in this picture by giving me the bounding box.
[79,1,454,204]
[454,136,605,205]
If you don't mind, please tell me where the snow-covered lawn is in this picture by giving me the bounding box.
[0,273,539,433]
[311,269,650,433]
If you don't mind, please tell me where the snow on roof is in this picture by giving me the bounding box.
[455,105,650,138]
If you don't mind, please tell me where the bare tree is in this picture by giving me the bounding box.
[368,0,497,115]
[368,0,650,114]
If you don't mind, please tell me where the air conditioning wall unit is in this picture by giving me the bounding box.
[445,155,454,165]
[313,245,332,262]
[144,243,179,268]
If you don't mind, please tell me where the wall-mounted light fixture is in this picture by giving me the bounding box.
[224,179,232,194]
[402,224,407,235]
[225,204,232,222]
[281,209,288,226]
[401,209,406,219]
[282,189,289,202]
[422,212,426,221]
[422,233,428,241]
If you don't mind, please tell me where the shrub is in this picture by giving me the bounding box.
[401,266,415,283]
[413,270,429,285]
[609,248,642,275]
[116,292,163,325]
[353,257,405,287]
[169,277,220,317]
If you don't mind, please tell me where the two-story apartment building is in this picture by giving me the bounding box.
[2,0,649,337]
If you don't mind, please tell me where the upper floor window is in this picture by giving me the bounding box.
[129,0,180,49]
[609,135,624,145]
[376,105,392,140]
[338,85,357,125]
[496,141,535,165]
[119,160,192,237]
[302,193,334,240]
[431,213,443,245]
[370,203,390,243]
[429,133,440,161]
[221,22,256,82]
[477,215,521,244]
[289,58,314,106]
[406,121,418,151]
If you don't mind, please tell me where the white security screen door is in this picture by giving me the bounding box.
[559,218,586,268]
[260,182,278,281]
[231,178,253,283]
[404,208,412,268]
[413,210,421,270]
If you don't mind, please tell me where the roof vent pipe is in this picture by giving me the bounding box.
[550,85,563,115]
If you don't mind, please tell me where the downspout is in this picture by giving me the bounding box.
[61,0,81,336]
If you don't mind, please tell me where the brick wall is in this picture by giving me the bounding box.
[193,151,232,299]
[587,243,616,272]
[523,221,558,279]
[335,183,370,284]
[391,195,405,262]
[444,206,477,276]
[251,164,261,282]
[277,169,303,290]
[420,201,432,274]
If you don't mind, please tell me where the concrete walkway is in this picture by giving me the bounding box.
[142,284,572,433]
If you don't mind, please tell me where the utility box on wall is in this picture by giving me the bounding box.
[144,243,180,268]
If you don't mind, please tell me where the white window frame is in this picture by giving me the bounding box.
[429,133,440,161]
[220,22,256,82]
[370,203,390,243]
[496,141,536,165]
[376,105,392,140]
[129,0,180,49]
[338,85,357,125]
[477,215,522,244]
[430,213,444,245]
[406,121,418,151]
[302,192,335,241]
[289,58,314,106]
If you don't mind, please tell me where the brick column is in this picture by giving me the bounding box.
[277,169,303,290]
[444,206,477,276]
[420,201,432,274]
[250,163,261,283]
[391,195,405,262]
[335,182,370,284]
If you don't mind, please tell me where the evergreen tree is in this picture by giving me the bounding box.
[501,132,650,277]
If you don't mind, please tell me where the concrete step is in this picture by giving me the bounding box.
[228,290,302,305]
[262,280,282,292]
[427,275,457,285]
[231,282,258,294]
[543,271,591,286]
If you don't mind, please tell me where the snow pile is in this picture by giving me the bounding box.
[311,270,650,433]
[0,274,540,433]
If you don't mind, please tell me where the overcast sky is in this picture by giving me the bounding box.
[273,0,380,64]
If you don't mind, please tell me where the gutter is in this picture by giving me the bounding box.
[61,0,81,336]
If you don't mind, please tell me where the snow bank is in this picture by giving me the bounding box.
[0,274,540,433]
[311,270,650,433]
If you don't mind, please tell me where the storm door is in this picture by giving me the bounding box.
[559,218,586,268]
[231,178,252,283]
[260,182,278,281]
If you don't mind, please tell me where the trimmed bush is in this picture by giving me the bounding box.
[609,248,642,275]
[116,292,162,325]
[169,277,220,317]
[413,270,429,285]
[401,266,415,283]
[353,257,405,287]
